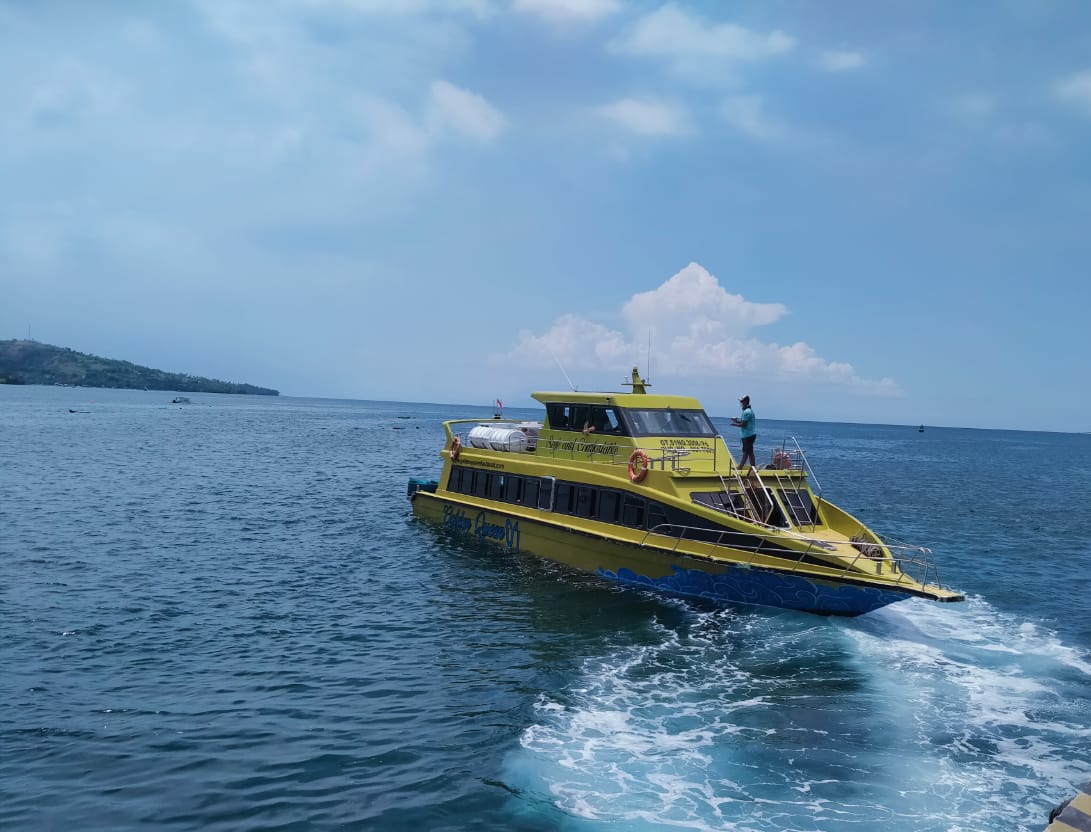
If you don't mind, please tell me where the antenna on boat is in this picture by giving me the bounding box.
[646,329,652,386]
[549,348,578,391]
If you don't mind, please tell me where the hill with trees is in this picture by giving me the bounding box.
[0,340,279,396]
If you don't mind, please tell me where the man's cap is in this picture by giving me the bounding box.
[739,395,750,403]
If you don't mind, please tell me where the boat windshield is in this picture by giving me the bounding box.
[621,408,717,437]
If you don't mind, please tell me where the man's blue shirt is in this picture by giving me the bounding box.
[739,407,756,438]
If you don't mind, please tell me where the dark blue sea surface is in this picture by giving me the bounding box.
[2,386,1089,831]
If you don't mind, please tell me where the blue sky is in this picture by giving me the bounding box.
[2,1,1089,431]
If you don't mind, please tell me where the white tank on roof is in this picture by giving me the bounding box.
[467,422,541,452]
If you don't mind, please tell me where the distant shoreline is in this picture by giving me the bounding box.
[0,339,279,396]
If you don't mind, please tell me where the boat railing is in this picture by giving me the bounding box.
[752,437,823,540]
[762,439,820,494]
[444,417,524,439]
[541,441,721,471]
[784,436,822,500]
[445,418,542,452]
[640,522,945,590]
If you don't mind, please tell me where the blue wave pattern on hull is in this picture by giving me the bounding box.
[600,564,909,616]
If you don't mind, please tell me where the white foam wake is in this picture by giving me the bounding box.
[508,600,1091,831]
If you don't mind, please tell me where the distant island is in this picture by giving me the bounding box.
[0,340,279,396]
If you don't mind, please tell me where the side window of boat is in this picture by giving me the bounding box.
[448,466,463,493]
[504,474,522,503]
[621,494,645,528]
[554,482,575,514]
[453,467,474,495]
[474,471,489,498]
[524,478,540,508]
[547,404,562,429]
[575,486,596,518]
[647,502,669,532]
[489,474,505,501]
[571,406,591,433]
[597,490,620,523]
[604,407,625,435]
[538,477,555,511]
[585,406,623,435]
[548,404,575,431]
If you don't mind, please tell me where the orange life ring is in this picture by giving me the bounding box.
[628,449,649,483]
[772,450,791,470]
[450,436,462,461]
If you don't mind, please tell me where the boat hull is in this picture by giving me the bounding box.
[411,492,915,617]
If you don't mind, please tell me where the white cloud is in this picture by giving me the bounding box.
[622,263,786,335]
[505,263,901,395]
[1054,70,1091,116]
[596,97,691,137]
[721,95,782,141]
[817,49,864,72]
[429,80,506,141]
[510,314,633,372]
[513,0,620,25]
[610,4,794,74]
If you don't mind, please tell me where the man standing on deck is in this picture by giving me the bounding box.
[731,395,757,470]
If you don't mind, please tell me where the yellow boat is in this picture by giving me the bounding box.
[408,368,963,616]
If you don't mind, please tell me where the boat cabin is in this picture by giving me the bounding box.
[541,398,717,440]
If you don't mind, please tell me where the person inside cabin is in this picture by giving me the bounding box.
[583,408,603,434]
[731,395,757,470]
[583,406,618,435]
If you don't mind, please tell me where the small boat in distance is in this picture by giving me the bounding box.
[171,396,191,404]
[408,368,962,617]
[919,424,925,433]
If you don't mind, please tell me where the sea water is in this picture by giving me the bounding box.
[2,386,1088,831]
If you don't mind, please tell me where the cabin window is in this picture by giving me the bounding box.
[523,478,540,508]
[570,406,591,434]
[597,490,620,523]
[586,406,625,435]
[504,475,522,503]
[546,403,626,435]
[620,408,717,437]
[546,404,574,430]
[621,495,646,528]
[575,486,596,518]
[647,502,669,533]
[554,482,574,515]
[474,472,489,498]
[538,477,555,511]
[448,466,463,493]
[489,474,504,501]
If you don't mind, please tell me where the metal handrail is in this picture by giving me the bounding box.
[443,417,532,440]
[785,436,821,501]
[637,521,944,589]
